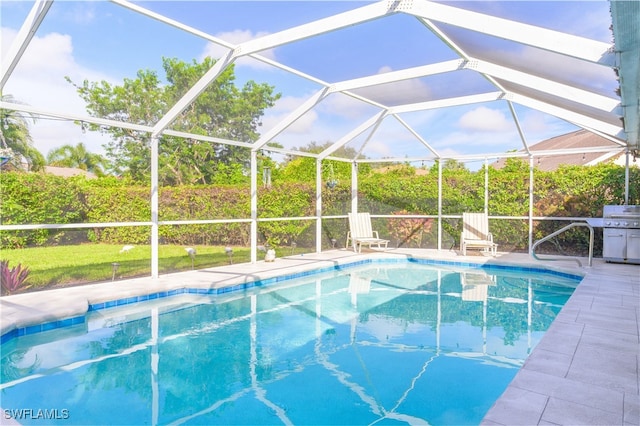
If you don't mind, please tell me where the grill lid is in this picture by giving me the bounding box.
[603,205,640,228]
[603,205,640,218]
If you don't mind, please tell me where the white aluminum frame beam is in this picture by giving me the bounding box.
[327,56,617,116]
[111,0,329,88]
[392,114,441,158]
[236,2,397,57]
[151,50,236,136]
[320,111,387,159]
[253,88,330,150]
[575,126,627,147]
[0,102,154,134]
[508,93,623,137]
[111,0,234,49]
[163,130,254,149]
[315,158,323,253]
[408,0,613,65]
[528,146,626,157]
[418,16,472,61]
[150,135,159,278]
[428,144,625,163]
[261,147,319,160]
[353,114,386,160]
[389,92,504,114]
[329,60,464,93]
[507,101,530,155]
[328,55,617,115]
[355,156,438,164]
[1,0,53,90]
[468,60,619,112]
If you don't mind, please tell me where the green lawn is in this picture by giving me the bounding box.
[1,244,251,291]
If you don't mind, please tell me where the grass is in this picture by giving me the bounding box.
[1,244,252,292]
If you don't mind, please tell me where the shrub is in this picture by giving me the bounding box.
[387,210,434,248]
[0,172,88,248]
[1,260,30,295]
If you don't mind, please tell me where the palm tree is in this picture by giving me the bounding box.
[46,142,110,177]
[0,93,45,171]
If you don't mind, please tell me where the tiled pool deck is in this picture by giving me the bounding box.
[1,248,638,425]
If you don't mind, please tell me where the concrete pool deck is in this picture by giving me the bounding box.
[1,248,638,425]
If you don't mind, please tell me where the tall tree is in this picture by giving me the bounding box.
[46,142,110,177]
[67,57,280,185]
[0,94,45,171]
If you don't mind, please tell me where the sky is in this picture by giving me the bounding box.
[0,0,617,166]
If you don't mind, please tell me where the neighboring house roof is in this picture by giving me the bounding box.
[374,165,430,175]
[495,130,634,171]
[45,166,96,178]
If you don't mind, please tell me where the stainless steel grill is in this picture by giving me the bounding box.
[602,205,640,264]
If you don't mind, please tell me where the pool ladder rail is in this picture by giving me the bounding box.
[532,222,594,267]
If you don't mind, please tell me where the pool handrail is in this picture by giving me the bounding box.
[532,222,594,267]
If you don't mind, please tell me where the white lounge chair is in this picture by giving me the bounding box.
[346,212,389,253]
[461,270,497,302]
[348,272,372,306]
[460,212,498,256]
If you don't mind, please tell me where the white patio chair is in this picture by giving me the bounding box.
[461,270,497,302]
[460,212,498,256]
[346,212,389,253]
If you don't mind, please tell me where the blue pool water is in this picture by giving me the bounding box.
[0,261,580,425]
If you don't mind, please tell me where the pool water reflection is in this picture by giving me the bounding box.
[0,262,579,425]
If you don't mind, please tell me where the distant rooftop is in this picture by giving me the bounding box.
[44,166,96,179]
[493,130,635,171]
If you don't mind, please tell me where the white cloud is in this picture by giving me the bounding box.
[362,139,393,158]
[6,30,75,84]
[261,94,319,136]
[2,27,115,155]
[437,147,466,158]
[458,106,511,132]
[519,110,556,134]
[286,111,318,135]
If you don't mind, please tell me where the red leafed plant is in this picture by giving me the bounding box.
[387,210,434,248]
[1,260,30,295]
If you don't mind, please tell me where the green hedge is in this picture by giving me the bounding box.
[0,173,87,247]
[1,162,638,253]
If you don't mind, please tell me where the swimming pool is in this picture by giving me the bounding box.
[1,260,580,425]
